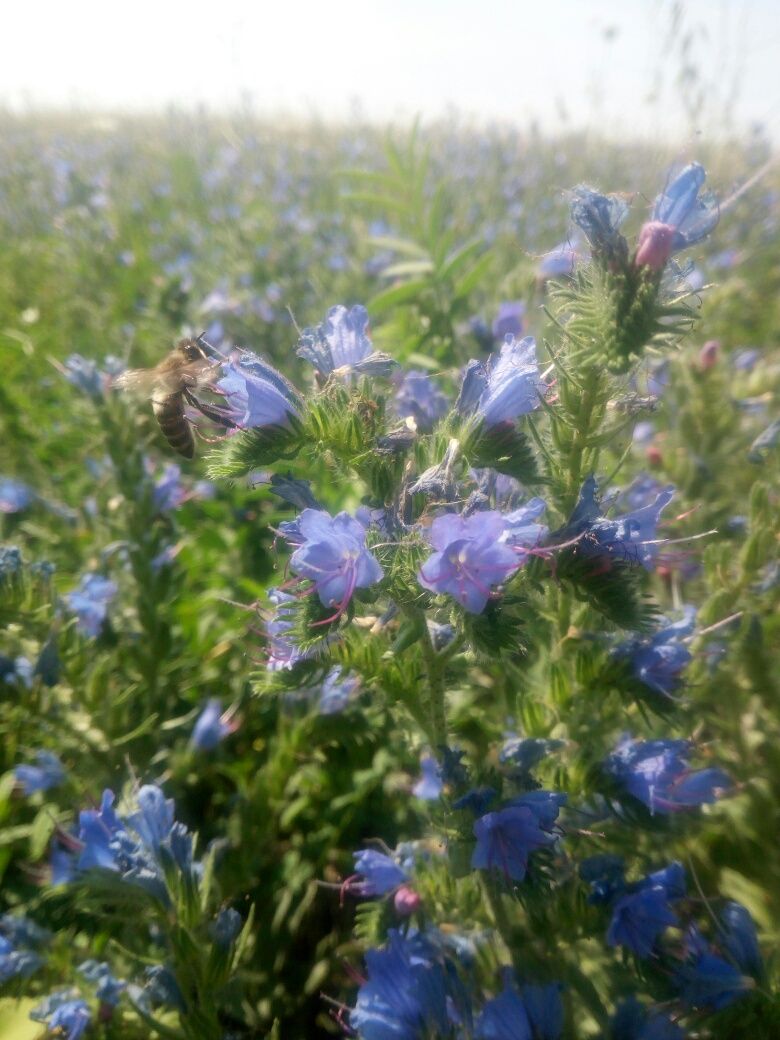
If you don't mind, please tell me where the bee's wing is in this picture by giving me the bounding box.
[113,367,159,393]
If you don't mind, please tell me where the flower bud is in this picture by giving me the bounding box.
[646,444,663,467]
[393,885,421,916]
[635,221,676,271]
[698,340,720,371]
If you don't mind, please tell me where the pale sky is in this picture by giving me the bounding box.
[3,0,780,141]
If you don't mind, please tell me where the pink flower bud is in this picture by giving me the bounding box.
[698,340,720,370]
[393,885,421,916]
[646,445,663,468]
[635,221,676,271]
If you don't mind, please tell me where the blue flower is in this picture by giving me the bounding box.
[472,798,560,881]
[579,855,626,905]
[522,983,564,1040]
[65,573,117,637]
[190,699,232,750]
[63,353,105,397]
[718,901,763,978]
[15,750,66,794]
[562,475,675,570]
[265,587,310,671]
[499,736,563,774]
[412,755,443,800]
[418,511,519,613]
[31,994,91,1040]
[492,301,526,342]
[78,960,125,1006]
[318,666,360,714]
[297,304,397,377]
[352,849,409,896]
[570,186,629,259]
[0,655,33,688]
[210,908,243,949]
[217,351,301,429]
[453,787,498,815]
[650,163,719,252]
[457,336,542,427]
[0,477,33,513]
[288,509,383,614]
[607,885,678,957]
[614,608,696,698]
[476,977,532,1039]
[610,997,684,1040]
[0,936,43,983]
[605,737,732,814]
[537,241,579,280]
[152,463,185,511]
[127,785,174,851]
[144,964,187,1011]
[394,370,448,431]
[676,949,753,1011]
[350,930,460,1039]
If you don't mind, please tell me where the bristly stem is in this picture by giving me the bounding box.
[408,606,448,749]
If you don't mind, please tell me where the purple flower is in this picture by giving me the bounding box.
[605,737,732,815]
[570,185,629,260]
[476,977,532,1040]
[15,751,66,794]
[418,511,519,613]
[412,755,443,800]
[31,994,91,1040]
[350,930,458,1039]
[492,301,526,342]
[127,785,174,851]
[287,509,383,614]
[614,608,696,698]
[0,937,42,983]
[297,304,396,377]
[501,498,548,553]
[65,573,118,637]
[152,463,185,511]
[0,477,33,513]
[394,370,448,431]
[607,885,678,957]
[676,949,753,1011]
[352,849,409,896]
[318,666,359,714]
[651,163,719,251]
[217,351,301,429]
[522,982,564,1040]
[457,336,542,427]
[537,241,579,280]
[636,163,718,269]
[78,960,125,1006]
[563,475,675,570]
[499,736,563,773]
[472,794,563,881]
[63,353,105,397]
[719,901,763,978]
[190,698,232,750]
[265,587,313,671]
[610,997,684,1040]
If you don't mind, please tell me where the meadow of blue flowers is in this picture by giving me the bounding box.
[0,114,778,1039]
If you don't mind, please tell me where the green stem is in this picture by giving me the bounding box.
[482,873,518,971]
[407,606,449,748]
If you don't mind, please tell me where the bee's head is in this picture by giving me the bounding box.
[177,339,207,362]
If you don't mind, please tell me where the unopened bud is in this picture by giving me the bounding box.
[646,444,663,467]
[393,885,421,916]
[699,340,720,371]
[635,221,676,271]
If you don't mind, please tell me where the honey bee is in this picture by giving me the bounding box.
[115,337,225,459]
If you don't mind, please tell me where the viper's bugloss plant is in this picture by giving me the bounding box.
[1,123,778,1040]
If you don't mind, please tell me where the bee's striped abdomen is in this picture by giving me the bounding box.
[152,390,195,459]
